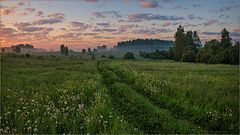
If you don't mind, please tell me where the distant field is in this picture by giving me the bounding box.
[1,54,239,134]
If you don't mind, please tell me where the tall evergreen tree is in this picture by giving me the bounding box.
[65,46,69,56]
[82,49,86,54]
[220,28,232,49]
[174,25,186,60]
[60,44,65,55]
[193,31,201,50]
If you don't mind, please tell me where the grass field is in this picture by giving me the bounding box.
[1,53,239,134]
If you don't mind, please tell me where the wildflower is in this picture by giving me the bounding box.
[17,110,20,112]
[34,128,37,132]
[27,120,30,123]
[27,127,32,130]
[100,114,103,119]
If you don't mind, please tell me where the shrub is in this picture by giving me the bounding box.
[123,52,135,60]
[26,53,30,58]
[108,54,114,59]
[101,54,106,58]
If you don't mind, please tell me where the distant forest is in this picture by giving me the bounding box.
[112,39,175,52]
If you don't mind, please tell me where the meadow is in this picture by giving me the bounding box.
[1,53,239,134]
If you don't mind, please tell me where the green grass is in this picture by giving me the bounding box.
[1,53,239,134]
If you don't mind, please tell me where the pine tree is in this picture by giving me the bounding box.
[220,28,232,49]
[60,44,65,55]
[65,46,69,56]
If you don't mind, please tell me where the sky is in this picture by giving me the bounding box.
[1,0,240,51]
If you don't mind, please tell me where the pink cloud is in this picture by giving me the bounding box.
[234,28,240,32]
[36,11,43,16]
[162,22,171,26]
[1,6,15,15]
[84,0,98,3]
[208,9,215,13]
[172,5,182,9]
[139,0,159,8]
[204,20,217,26]
[118,24,135,33]
[47,13,65,20]
[25,8,36,12]
[125,0,130,3]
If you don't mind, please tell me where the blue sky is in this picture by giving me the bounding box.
[1,0,240,51]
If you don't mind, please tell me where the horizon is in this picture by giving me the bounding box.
[1,0,240,51]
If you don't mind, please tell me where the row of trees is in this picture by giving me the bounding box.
[82,48,97,54]
[168,26,239,65]
[168,25,201,62]
[139,49,168,60]
[60,44,69,56]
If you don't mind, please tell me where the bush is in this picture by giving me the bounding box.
[123,52,135,60]
[108,54,114,59]
[26,53,30,58]
[101,54,106,58]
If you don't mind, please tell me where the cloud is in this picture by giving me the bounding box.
[234,28,240,32]
[155,28,170,33]
[69,21,89,31]
[20,27,45,32]
[83,33,98,36]
[125,0,130,3]
[56,33,81,39]
[25,8,36,12]
[36,11,43,16]
[47,13,65,20]
[118,24,135,33]
[161,0,174,3]
[203,20,217,26]
[33,19,63,25]
[96,23,110,27]
[14,22,32,29]
[92,11,121,18]
[1,9,13,15]
[69,22,85,27]
[92,28,117,32]
[92,12,106,18]
[202,32,220,35]
[128,13,184,22]
[183,23,201,27]
[162,22,171,26]
[188,14,195,19]
[1,6,15,15]
[208,9,216,14]
[14,22,47,32]
[92,36,115,39]
[139,0,159,8]
[84,0,98,3]
[18,0,24,6]
[132,29,156,35]
[15,12,28,16]
[172,5,182,9]
[0,27,17,37]
[230,32,240,37]
[192,4,202,8]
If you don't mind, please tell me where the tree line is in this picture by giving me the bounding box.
[140,26,239,65]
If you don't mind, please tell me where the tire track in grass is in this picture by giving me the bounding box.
[97,61,205,134]
[107,63,236,133]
